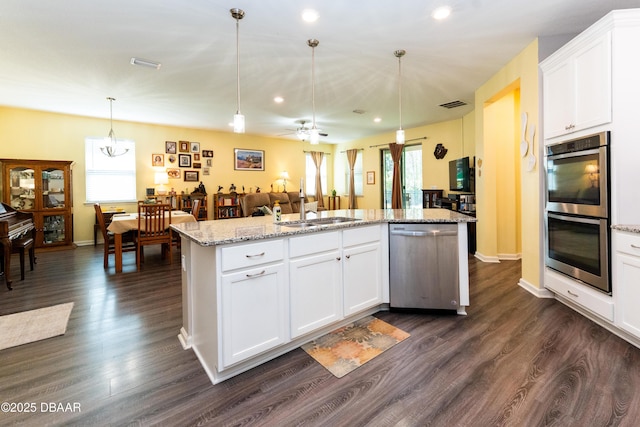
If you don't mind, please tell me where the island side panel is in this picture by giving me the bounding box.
[458,222,470,313]
[189,241,222,384]
[178,236,193,349]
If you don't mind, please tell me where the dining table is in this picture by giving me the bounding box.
[107,210,197,272]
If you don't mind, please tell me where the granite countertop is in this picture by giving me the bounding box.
[612,224,640,234]
[171,208,477,247]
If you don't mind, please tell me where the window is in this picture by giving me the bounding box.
[85,138,137,203]
[305,153,327,197]
[344,151,363,196]
[381,144,422,208]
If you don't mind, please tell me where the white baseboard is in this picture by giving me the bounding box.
[518,278,554,298]
[474,252,500,263]
[498,253,522,260]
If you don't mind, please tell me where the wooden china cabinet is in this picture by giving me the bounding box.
[0,159,74,249]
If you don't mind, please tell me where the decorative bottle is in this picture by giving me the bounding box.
[273,200,282,223]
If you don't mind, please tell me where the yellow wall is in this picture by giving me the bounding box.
[333,114,475,209]
[474,39,541,288]
[0,106,334,244]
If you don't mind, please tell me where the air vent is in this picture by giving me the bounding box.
[439,100,467,109]
[352,109,366,114]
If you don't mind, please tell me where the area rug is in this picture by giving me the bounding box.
[301,316,410,378]
[0,302,74,351]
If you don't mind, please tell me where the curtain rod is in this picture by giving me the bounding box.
[369,136,427,148]
[338,148,365,153]
[302,150,332,155]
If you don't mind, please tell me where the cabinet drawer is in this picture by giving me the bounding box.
[614,231,640,257]
[289,231,339,258]
[545,268,614,322]
[343,225,380,247]
[221,239,284,272]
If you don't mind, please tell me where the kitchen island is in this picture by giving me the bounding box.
[172,208,476,384]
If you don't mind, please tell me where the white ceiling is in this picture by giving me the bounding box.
[2,1,639,144]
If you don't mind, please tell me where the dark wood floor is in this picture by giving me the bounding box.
[1,245,640,426]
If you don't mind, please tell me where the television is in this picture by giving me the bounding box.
[449,156,473,193]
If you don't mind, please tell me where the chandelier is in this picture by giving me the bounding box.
[100,97,129,157]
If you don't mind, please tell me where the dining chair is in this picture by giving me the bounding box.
[190,198,201,220]
[94,203,137,269]
[137,203,172,270]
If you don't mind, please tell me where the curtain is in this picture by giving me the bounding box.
[389,142,403,209]
[310,151,325,209]
[346,148,358,209]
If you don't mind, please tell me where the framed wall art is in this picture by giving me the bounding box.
[184,171,199,182]
[178,154,191,167]
[152,154,164,167]
[234,148,264,171]
[179,141,190,152]
[202,150,214,157]
[190,141,200,153]
[167,168,181,179]
[165,141,177,154]
[193,162,201,169]
[366,171,375,185]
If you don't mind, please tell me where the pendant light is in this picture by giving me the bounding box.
[394,49,406,144]
[231,8,245,133]
[100,97,129,157]
[308,39,320,145]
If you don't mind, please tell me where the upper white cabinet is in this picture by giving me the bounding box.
[541,31,611,140]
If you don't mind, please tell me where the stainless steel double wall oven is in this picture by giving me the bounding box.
[545,131,611,293]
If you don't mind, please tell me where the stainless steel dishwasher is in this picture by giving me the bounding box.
[389,223,459,311]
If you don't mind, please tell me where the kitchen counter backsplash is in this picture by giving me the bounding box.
[172,208,476,247]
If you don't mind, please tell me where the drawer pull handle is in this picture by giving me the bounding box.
[345,254,351,259]
[567,290,579,298]
[631,244,640,249]
[245,252,265,258]
[336,257,341,261]
[246,270,266,278]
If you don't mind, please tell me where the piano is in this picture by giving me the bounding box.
[0,202,35,290]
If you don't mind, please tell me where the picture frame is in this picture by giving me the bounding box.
[178,154,191,167]
[184,170,199,182]
[165,141,177,154]
[202,150,214,158]
[179,141,190,152]
[206,158,212,167]
[152,154,164,167]
[194,153,200,161]
[146,187,155,196]
[190,141,200,153]
[193,162,201,169]
[234,148,264,171]
[168,154,176,163]
[167,168,181,179]
[203,167,210,176]
[366,171,375,185]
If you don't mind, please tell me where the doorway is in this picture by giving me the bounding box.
[381,144,423,209]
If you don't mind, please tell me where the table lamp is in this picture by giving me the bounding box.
[155,171,169,195]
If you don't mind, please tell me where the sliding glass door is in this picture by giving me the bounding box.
[381,144,423,209]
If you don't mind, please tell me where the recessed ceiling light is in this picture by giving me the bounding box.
[374,117,382,123]
[302,9,319,23]
[274,96,284,103]
[432,6,451,20]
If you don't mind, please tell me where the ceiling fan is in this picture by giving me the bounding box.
[280,120,328,141]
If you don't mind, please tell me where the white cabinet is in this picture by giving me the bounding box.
[343,226,383,316]
[219,240,287,368]
[614,231,640,337]
[289,232,343,338]
[541,31,611,140]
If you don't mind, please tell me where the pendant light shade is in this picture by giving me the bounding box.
[100,97,129,157]
[308,38,320,145]
[231,8,245,133]
[394,49,406,144]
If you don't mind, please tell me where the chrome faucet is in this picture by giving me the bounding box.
[299,180,305,221]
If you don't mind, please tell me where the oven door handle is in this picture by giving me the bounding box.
[547,212,602,225]
[546,146,603,160]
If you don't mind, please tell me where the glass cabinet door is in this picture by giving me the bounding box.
[42,167,66,209]
[42,213,66,245]
[8,166,36,210]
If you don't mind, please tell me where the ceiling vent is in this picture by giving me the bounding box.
[439,100,467,109]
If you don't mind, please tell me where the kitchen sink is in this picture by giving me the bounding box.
[281,216,361,228]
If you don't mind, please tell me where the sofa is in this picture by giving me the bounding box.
[241,192,319,217]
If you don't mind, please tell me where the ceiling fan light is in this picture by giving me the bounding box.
[396,129,405,145]
[233,113,245,133]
